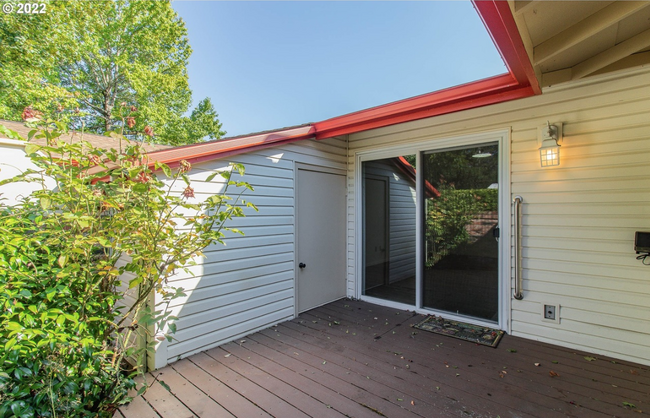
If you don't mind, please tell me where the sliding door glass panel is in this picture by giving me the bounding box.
[422,144,499,321]
[362,156,416,305]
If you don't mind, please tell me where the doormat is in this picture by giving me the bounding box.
[413,316,504,348]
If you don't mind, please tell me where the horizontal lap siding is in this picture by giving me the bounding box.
[347,69,650,366]
[159,138,347,368]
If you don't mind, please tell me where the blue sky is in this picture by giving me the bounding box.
[172,1,506,137]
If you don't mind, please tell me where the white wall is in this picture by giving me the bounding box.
[153,137,347,368]
[0,140,42,206]
[347,68,650,366]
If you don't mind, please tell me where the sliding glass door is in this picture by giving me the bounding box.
[422,144,500,322]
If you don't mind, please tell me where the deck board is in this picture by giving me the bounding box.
[119,299,650,418]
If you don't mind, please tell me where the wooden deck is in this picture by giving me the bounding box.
[118,299,650,418]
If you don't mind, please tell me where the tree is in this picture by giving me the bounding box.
[0,0,224,145]
[166,97,226,145]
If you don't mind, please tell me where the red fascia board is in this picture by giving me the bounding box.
[472,0,540,94]
[314,82,534,139]
[145,125,316,168]
[313,73,517,139]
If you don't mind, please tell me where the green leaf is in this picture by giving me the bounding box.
[205,172,219,182]
[158,380,171,392]
[0,124,24,141]
[39,197,52,210]
[128,277,143,289]
[161,164,172,178]
[24,144,40,155]
[584,356,597,362]
[623,402,636,408]
[4,338,17,351]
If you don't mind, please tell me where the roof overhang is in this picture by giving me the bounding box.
[508,1,650,89]
[147,0,539,167]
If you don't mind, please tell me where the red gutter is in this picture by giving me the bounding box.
[145,125,316,168]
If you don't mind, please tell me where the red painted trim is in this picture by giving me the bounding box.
[315,84,534,139]
[313,73,517,139]
[391,156,440,198]
[144,125,316,168]
[472,0,540,94]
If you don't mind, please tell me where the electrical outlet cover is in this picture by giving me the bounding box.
[541,302,560,324]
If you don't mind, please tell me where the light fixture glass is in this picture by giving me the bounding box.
[539,138,560,167]
[472,149,492,158]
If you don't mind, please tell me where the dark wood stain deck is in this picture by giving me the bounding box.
[118,299,650,418]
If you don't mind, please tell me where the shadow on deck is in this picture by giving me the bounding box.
[117,299,649,418]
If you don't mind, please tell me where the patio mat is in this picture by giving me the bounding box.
[413,316,504,348]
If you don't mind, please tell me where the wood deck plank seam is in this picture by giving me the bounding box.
[285,320,628,418]
[245,332,434,418]
[205,346,348,418]
[156,364,237,418]
[306,304,644,412]
[227,338,406,418]
[253,328,457,418]
[265,322,516,418]
[294,307,627,417]
[281,318,583,418]
[315,301,650,412]
[173,356,272,418]
[186,353,277,418]
[199,347,314,418]
[315,301,650,388]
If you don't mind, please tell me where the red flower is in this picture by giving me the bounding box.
[134,171,151,183]
[21,105,41,121]
[179,160,191,173]
[89,154,101,165]
[182,186,195,199]
[144,126,154,137]
[130,105,137,112]
[126,116,136,128]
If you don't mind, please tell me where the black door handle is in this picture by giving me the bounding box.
[299,262,306,269]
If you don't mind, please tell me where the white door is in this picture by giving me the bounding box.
[296,167,347,313]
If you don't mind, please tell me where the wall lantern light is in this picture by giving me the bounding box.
[538,122,563,167]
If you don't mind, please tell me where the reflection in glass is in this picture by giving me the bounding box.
[362,156,416,305]
[422,144,499,321]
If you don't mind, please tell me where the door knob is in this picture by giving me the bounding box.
[299,262,306,269]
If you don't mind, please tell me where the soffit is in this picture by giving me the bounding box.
[511,0,650,88]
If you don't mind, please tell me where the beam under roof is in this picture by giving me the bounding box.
[534,1,649,66]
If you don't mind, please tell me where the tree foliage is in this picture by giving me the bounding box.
[0,0,225,145]
[0,117,254,416]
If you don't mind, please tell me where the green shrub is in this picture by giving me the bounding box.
[425,185,498,267]
[0,116,255,416]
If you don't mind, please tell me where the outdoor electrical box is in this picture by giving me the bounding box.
[635,231,650,253]
[542,303,560,324]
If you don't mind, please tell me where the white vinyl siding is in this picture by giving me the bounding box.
[347,68,650,366]
[156,137,346,368]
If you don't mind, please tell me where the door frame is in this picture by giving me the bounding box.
[354,129,512,332]
[294,163,347,318]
